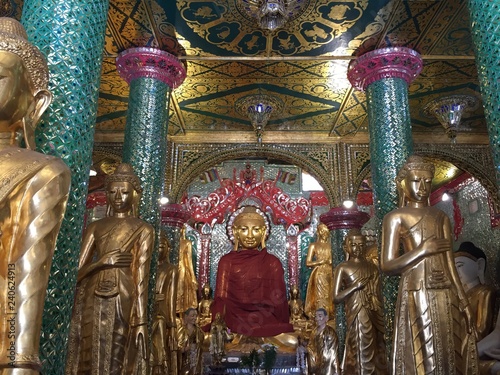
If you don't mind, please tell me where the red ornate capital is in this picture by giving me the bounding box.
[116,47,186,88]
[347,47,423,92]
[320,206,370,230]
[161,203,191,228]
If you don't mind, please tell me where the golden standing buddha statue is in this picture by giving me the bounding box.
[151,231,179,375]
[381,155,478,374]
[65,163,154,375]
[176,225,198,315]
[0,17,71,375]
[307,308,340,375]
[332,228,387,374]
[304,223,334,319]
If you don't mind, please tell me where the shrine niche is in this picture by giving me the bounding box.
[180,161,322,294]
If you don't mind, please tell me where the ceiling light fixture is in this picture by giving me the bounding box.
[235,93,284,144]
[240,0,305,31]
[423,95,478,143]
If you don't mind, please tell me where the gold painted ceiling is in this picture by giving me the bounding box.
[5,0,489,146]
[92,0,488,146]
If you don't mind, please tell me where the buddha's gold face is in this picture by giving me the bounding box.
[402,168,433,203]
[0,51,34,132]
[347,234,365,258]
[107,181,134,213]
[233,217,266,250]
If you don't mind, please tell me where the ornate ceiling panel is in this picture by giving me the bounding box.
[3,0,488,144]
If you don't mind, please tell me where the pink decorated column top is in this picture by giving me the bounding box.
[320,206,370,230]
[347,47,423,92]
[116,47,187,88]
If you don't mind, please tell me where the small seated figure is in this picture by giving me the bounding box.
[305,223,334,319]
[307,308,340,375]
[151,231,179,375]
[289,284,307,328]
[455,241,495,341]
[178,308,204,375]
[332,228,387,374]
[209,312,234,365]
[211,205,293,337]
[198,283,214,328]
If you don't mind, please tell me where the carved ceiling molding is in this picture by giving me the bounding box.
[165,142,343,206]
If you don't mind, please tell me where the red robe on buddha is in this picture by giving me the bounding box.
[211,248,293,337]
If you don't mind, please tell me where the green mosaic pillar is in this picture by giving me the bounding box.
[116,47,186,326]
[320,207,370,364]
[467,0,500,192]
[21,1,109,372]
[348,47,423,356]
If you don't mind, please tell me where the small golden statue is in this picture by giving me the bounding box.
[304,223,334,319]
[381,155,478,374]
[151,231,179,375]
[0,17,71,374]
[211,205,293,337]
[454,241,495,341]
[332,228,387,374]
[178,308,204,375]
[307,308,340,375]
[289,284,307,328]
[198,283,213,328]
[66,163,154,375]
[176,225,198,315]
[209,312,233,365]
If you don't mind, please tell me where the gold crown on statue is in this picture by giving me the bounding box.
[105,163,143,193]
[396,155,435,183]
[0,17,49,91]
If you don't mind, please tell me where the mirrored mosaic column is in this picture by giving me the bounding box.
[21,1,109,372]
[116,48,186,327]
[320,207,370,362]
[467,0,500,192]
[347,47,423,355]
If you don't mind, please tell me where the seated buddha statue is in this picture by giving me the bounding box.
[454,241,495,341]
[211,206,293,337]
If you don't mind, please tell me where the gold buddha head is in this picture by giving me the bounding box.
[231,206,269,251]
[0,17,52,149]
[105,163,142,216]
[396,155,435,207]
[201,283,212,298]
[316,223,329,240]
[158,230,171,263]
[345,228,366,259]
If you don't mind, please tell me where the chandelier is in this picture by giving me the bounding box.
[235,93,284,143]
[240,0,305,31]
[423,95,478,143]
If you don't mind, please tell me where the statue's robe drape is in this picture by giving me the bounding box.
[211,248,293,337]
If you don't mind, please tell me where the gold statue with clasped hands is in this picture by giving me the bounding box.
[333,228,387,374]
[65,163,154,375]
[381,155,478,374]
[304,223,334,320]
[151,231,179,375]
[0,17,71,375]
